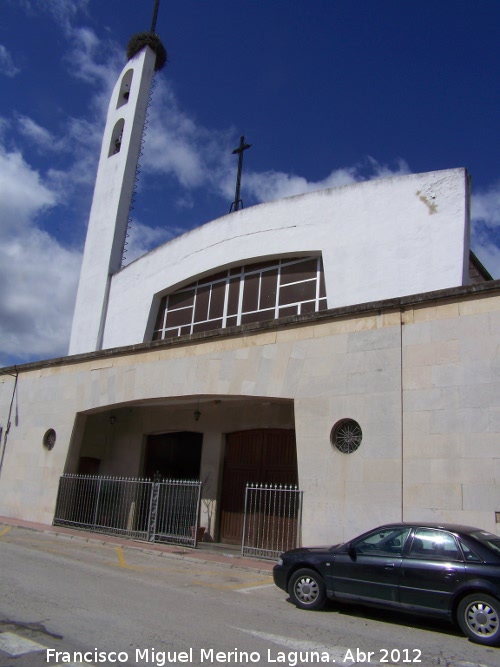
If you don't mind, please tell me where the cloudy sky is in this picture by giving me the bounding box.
[0,0,499,368]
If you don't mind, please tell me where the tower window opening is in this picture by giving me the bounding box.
[117,69,134,109]
[109,118,125,156]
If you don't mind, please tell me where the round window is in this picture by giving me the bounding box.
[331,419,362,454]
[43,429,56,451]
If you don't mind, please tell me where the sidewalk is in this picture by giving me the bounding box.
[0,515,276,575]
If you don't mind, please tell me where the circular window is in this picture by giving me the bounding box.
[331,419,362,454]
[43,429,56,451]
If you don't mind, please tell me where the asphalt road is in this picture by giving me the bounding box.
[0,525,498,667]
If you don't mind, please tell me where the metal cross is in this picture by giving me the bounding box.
[230,135,252,212]
[150,0,161,33]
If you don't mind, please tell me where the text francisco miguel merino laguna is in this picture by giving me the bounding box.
[46,647,343,665]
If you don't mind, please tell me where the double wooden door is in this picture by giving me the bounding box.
[219,429,298,544]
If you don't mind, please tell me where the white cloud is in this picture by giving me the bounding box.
[242,158,411,205]
[15,0,90,34]
[471,181,500,279]
[0,145,81,366]
[0,147,57,232]
[0,44,20,78]
[123,220,183,266]
[472,181,500,229]
[142,80,216,188]
[16,115,59,151]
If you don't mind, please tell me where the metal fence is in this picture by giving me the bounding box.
[53,475,203,547]
[242,483,303,559]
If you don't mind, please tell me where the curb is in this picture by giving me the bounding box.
[0,516,276,575]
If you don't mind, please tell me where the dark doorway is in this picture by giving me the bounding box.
[144,432,202,480]
[219,429,298,544]
[78,456,101,475]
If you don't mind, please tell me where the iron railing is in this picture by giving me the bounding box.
[53,475,202,547]
[242,483,303,559]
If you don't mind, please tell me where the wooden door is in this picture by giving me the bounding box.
[219,429,297,544]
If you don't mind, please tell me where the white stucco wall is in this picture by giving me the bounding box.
[100,168,470,351]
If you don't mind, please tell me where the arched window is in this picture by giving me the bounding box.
[116,69,134,109]
[109,118,125,156]
[153,256,327,341]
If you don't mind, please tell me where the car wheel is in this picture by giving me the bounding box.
[288,568,326,610]
[457,593,500,646]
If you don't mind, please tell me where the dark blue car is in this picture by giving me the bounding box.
[273,523,500,646]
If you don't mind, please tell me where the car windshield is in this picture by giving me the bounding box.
[470,530,500,556]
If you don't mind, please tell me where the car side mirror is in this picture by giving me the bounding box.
[348,543,357,561]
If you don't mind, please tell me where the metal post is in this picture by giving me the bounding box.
[92,477,102,530]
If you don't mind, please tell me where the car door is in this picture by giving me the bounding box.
[328,526,411,605]
[399,528,467,615]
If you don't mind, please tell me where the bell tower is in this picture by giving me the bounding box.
[69,8,166,355]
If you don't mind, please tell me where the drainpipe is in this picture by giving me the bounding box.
[400,309,404,522]
[0,368,19,479]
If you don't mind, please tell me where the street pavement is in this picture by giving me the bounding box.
[1,517,499,667]
[0,515,274,574]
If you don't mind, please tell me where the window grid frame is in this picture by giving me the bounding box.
[154,256,326,340]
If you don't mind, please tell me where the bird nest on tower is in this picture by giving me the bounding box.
[127,32,167,71]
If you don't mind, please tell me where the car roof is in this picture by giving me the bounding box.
[376,522,488,536]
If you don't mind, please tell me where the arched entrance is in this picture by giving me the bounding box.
[219,428,298,544]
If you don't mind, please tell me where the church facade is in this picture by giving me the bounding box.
[0,39,498,546]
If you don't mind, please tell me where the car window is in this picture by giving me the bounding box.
[409,528,462,561]
[354,527,411,557]
[469,531,500,556]
[459,540,482,563]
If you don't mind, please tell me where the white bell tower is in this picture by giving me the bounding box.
[69,21,166,355]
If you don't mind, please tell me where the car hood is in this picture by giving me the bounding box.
[282,544,343,557]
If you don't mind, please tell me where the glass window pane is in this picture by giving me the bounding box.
[411,529,461,560]
[260,269,278,309]
[194,285,210,322]
[279,305,298,318]
[241,309,275,325]
[460,541,482,562]
[209,280,226,319]
[355,527,411,556]
[193,319,222,334]
[227,278,240,316]
[242,273,259,312]
[168,289,195,309]
[279,280,317,306]
[280,258,318,285]
[165,307,192,327]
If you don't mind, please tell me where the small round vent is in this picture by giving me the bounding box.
[43,429,56,451]
[331,419,362,454]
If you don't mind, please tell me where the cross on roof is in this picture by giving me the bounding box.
[230,136,252,212]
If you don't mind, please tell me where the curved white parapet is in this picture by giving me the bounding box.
[94,168,469,351]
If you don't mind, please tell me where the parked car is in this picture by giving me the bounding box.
[273,523,500,646]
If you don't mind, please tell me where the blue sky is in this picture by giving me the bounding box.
[0,0,499,367]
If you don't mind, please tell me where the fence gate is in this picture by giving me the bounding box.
[242,483,303,559]
[53,475,202,547]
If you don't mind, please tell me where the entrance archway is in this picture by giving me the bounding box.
[219,429,298,544]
